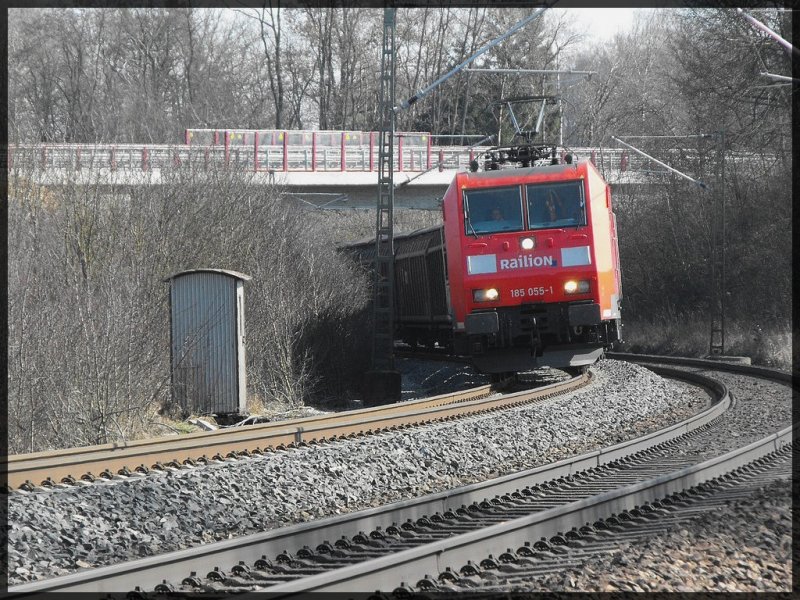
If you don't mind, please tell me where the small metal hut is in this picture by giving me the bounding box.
[164,268,251,416]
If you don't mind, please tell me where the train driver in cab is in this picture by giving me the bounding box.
[545,196,561,222]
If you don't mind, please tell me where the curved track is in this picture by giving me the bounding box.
[3,371,586,492]
[10,354,793,596]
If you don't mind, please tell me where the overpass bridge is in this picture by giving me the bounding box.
[7,128,691,208]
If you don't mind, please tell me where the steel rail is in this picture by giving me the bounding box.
[6,364,725,596]
[268,423,794,594]
[3,373,587,492]
[428,447,793,592]
[607,351,797,383]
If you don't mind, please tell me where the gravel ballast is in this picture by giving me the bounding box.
[514,477,793,592]
[398,357,490,400]
[6,359,717,584]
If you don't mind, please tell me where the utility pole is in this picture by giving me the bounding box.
[709,130,726,355]
[556,54,562,147]
[613,133,729,357]
[363,7,401,403]
[557,70,563,146]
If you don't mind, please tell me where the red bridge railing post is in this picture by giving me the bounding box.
[110,147,116,171]
[397,134,403,172]
[75,147,81,171]
[224,131,230,166]
[369,131,375,171]
[282,131,288,171]
[141,147,149,171]
[311,132,317,171]
[253,133,259,172]
[426,134,432,170]
[438,149,444,172]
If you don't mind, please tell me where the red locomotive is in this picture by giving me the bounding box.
[345,149,623,375]
[438,154,622,373]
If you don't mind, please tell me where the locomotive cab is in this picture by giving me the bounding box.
[442,159,622,373]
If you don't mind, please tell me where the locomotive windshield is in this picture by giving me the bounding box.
[463,186,524,235]
[527,181,586,229]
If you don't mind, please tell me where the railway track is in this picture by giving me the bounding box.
[8,354,792,595]
[408,446,792,594]
[3,368,585,493]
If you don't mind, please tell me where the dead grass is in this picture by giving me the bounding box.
[617,319,793,370]
[157,419,201,435]
[247,395,297,418]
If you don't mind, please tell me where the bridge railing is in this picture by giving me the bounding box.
[7,144,231,172]
[7,142,486,174]
[10,140,765,183]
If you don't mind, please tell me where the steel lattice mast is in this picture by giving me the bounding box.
[613,133,726,356]
[370,6,397,372]
[709,130,726,355]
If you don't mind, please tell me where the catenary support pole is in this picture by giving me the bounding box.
[362,7,402,404]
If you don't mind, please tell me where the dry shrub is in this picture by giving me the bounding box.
[7,166,370,453]
[618,318,792,370]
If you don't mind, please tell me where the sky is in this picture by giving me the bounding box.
[554,7,647,42]
[217,6,647,45]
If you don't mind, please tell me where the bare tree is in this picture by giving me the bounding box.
[7,164,372,453]
[561,7,792,329]
[234,4,287,129]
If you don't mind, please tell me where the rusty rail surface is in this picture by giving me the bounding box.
[3,373,589,492]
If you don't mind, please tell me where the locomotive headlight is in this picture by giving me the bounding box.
[564,280,590,294]
[473,288,500,302]
[520,237,535,250]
